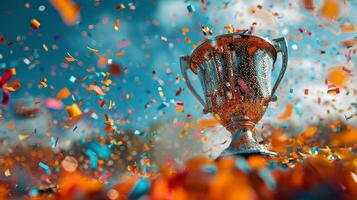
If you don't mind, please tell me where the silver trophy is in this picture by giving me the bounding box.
[180,32,288,156]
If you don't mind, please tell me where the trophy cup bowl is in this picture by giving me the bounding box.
[180,32,288,157]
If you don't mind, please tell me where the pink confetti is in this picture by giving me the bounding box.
[44,98,64,110]
[116,40,131,48]
[174,121,183,129]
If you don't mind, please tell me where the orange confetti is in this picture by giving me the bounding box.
[59,172,104,197]
[116,4,125,10]
[277,103,294,121]
[66,104,82,118]
[31,18,40,29]
[197,118,219,128]
[56,87,71,99]
[4,80,21,92]
[299,126,317,141]
[86,46,99,53]
[330,128,357,146]
[88,85,105,95]
[114,18,120,31]
[115,51,125,57]
[97,55,107,67]
[65,57,76,62]
[320,0,340,20]
[340,38,357,47]
[340,24,356,33]
[65,53,76,62]
[247,155,267,170]
[175,106,184,112]
[326,67,349,87]
[303,0,315,10]
[50,0,80,25]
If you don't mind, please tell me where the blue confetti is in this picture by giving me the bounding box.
[258,168,276,189]
[39,162,51,174]
[235,157,251,173]
[86,149,98,169]
[187,5,196,13]
[129,178,150,199]
[87,141,111,159]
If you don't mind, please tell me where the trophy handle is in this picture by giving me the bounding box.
[271,37,288,101]
[180,56,208,112]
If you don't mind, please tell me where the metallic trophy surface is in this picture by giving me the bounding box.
[180,31,288,156]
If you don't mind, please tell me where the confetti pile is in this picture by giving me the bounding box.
[0,0,356,199]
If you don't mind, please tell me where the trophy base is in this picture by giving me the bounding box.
[220,130,278,157]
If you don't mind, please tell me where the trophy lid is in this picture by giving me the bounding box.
[189,32,277,73]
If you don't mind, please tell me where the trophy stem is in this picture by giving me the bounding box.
[221,129,277,157]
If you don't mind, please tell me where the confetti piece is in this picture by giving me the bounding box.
[66,104,82,118]
[45,98,64,110]
[0,69,14,106]
[340,38,357,47]
[98,55,108,67]
[303,0,315,10]
[4,79,21,92]
[247,155,267,170]
[320,0,340,20]
[304,89,309,95]
[39,78,48,88]
[88,85,105,95]
[299,126,317,141]
[109,62,122,76]
[277,103,294,121]
[65,53,76,62]
[69,75,77,83]
[128,178,150,200]
[326,67,348,87]
[38,162,51,174]
[87,46,99,53]
[117,40,131,48]
[42,44,48,51]
[4,169,11,177]
[18,134,31,140]
[56,87,71,99]
[187,5,196,13]
[197,118,219,128]
[340,24,356,33]
[327,87,340,95]
[174,121,183,129]
[116,4,125,10]
[31,18,40,29]
[115,51,125,57]
[50,0,80,25]
[114,18,120,31]
[160,36,167,41]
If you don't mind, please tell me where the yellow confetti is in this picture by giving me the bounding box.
[43,44,49,51]
[4,169,11,177]
[31,18,41,29]
[18,134,31,140]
